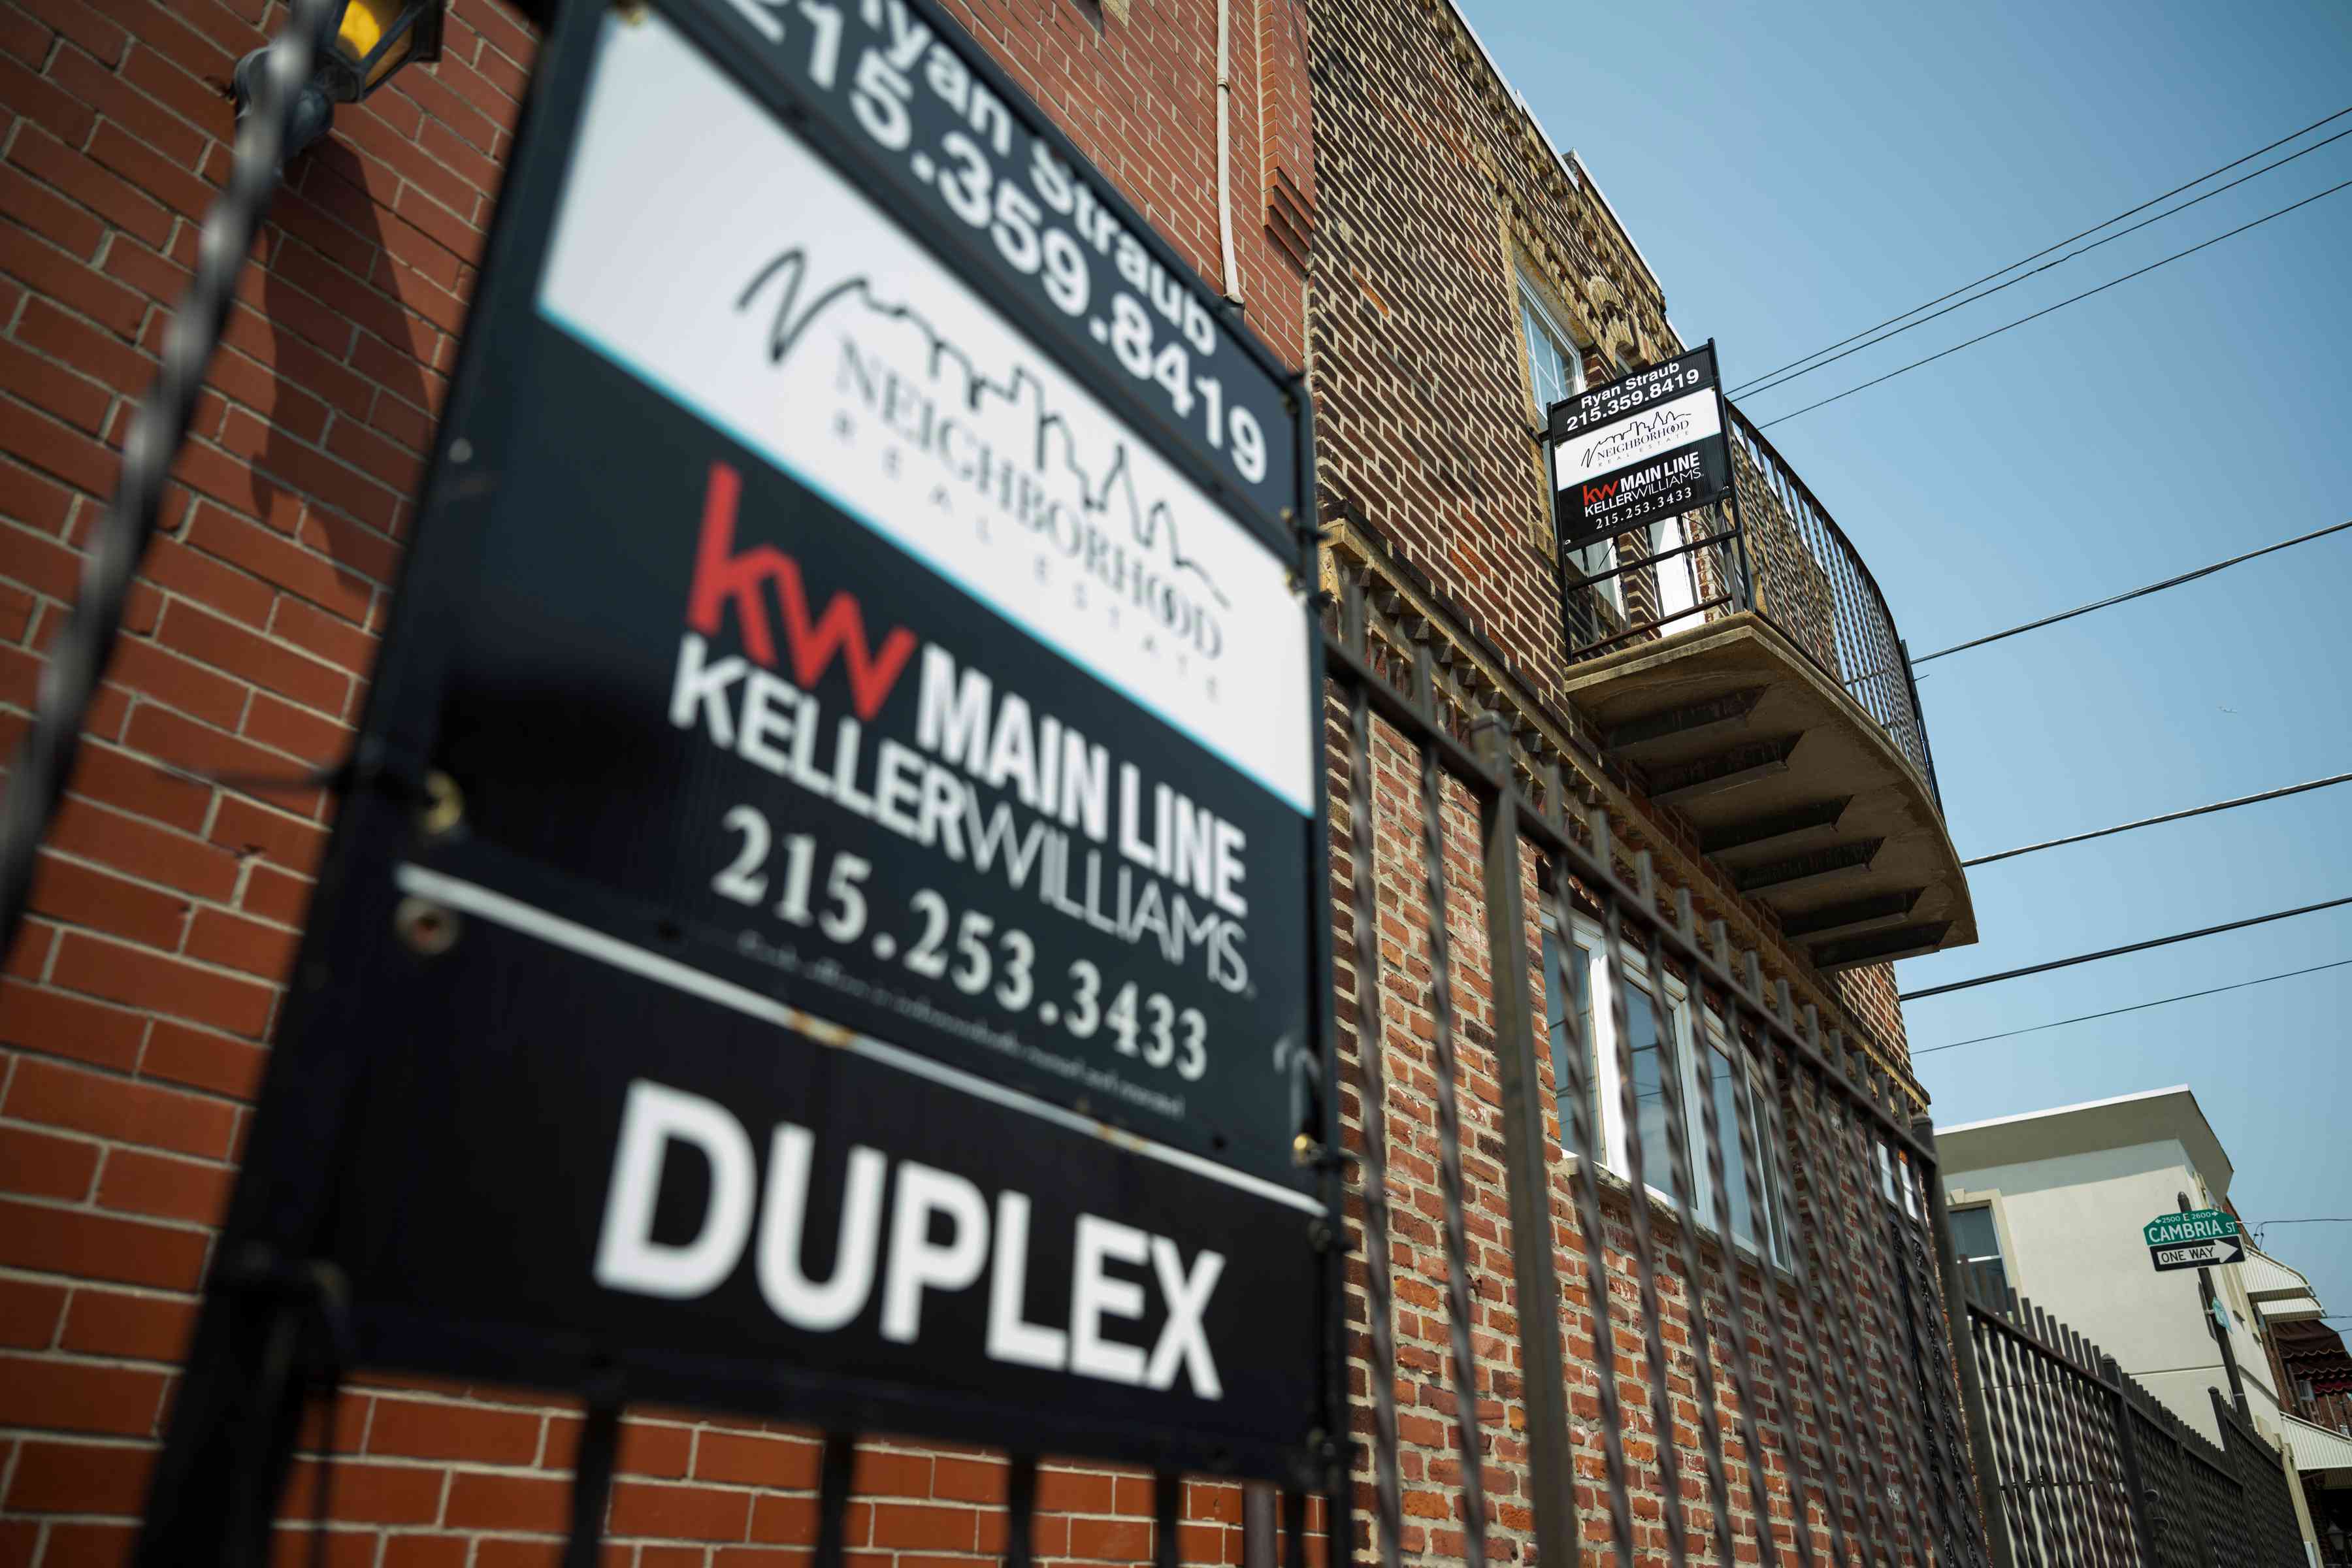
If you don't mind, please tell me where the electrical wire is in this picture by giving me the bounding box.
[1912,518,2352,664]
[1725,103,2352,397]
[1737,121,2352,402]
[1899,894,2352,1002]
[0,0,337,964]
[1754,175,2352,431]
[1962,771,2352,868]
[1914,955,2352,1055]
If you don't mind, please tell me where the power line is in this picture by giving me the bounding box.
[1914,955,2352,1056]
[1962,772,2352,867]
[1912,519,2352,664]
[1737,120,2352,402]
[1725,103,2352,397]
[1754,175,2352,431]
[1900,894,2352,1001]
[2257,1218,2352,1229]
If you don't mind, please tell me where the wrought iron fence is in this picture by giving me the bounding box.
[1325,542,1985,1565]
[1940,1260,2308,1567]
[1557,404,1941,808]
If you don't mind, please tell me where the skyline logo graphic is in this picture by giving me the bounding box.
[735,247,1230,613]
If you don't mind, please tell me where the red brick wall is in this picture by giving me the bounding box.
[0,0,1313,1559]
[1302,0,1936,1558]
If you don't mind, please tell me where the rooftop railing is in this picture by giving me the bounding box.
[1559,400,1943,808]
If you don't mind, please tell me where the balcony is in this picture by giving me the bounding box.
[1558,402,1977,970]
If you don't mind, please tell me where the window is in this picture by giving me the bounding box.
[1950,1205,2008,1298]
[1516,271,1621,615]
[1518,276,1580,414]
[1540,925,1599,1163]
[1542,910,1787,1265]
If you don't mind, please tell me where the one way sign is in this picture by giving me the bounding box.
[2150,1237,2246,1272]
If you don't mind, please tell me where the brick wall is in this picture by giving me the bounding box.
[1301,0,1938,1558]
[1298,0,1917,1081]
[0,0,1314,1559]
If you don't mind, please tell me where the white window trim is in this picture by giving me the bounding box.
[1550,911,1786,1266]
[1946,1192,2017,1299]
[1516,271,1624,617]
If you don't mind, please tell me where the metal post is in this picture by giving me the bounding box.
[1712,350,1759,621]
[2101,1354,2159,1567]
[1899,639,1944,811]
[1918,1114,2016,1568]
[2180,1192,2251,1424]
[1241,1484,1276,1568]
[1474,717,1580,1568]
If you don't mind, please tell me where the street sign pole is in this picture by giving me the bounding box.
[2177,1191,2252,1424]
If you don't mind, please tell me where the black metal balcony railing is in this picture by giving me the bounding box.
[1560,400,1943,808]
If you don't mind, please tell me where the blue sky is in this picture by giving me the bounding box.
[1456,0,2352,1318]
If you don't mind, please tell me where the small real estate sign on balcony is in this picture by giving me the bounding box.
[2146,1208,2244,1271]
[1547,342,1733,551]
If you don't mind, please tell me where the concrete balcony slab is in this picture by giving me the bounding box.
[1561,612,1977,970]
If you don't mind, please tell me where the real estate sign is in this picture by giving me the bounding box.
[1547,342,1733,551]
[140,0,1338,1543]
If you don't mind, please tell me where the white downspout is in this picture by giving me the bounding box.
[1215,0,1243,302]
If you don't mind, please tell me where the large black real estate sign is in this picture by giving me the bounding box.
[139,0,1334,1548]
[1548,342,1732,550]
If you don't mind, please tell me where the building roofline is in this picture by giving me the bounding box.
[1563,150,1667,308]
[1935,1085,2235,1196]
[1432,0,1667,305]
[1937,1084,2196,1138]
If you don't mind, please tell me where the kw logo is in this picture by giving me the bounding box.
[687,461,917,720]
[1582,478,1620,507]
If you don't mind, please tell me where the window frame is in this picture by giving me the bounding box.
[1542,907,1789,1267]
[1514,266,1623,614]
[1948,1200,2011,1298]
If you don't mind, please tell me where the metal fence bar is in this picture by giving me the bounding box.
[1595,836,1693,1566]
[1921,1158,2014,1568]
[1339,583,1405,1568]
[1677,898,1795,1567]
[1897,1180,1990,1568]
[1476,720,1580,1568]
[1970,1281,2047,1568]
[1714,953,1824,1568]
[1831,1043,1936,1564]
[1541,825,1640,1566]
[1635,905,1739,1564]
[2095,1354,2155,1568]
[1784,1027,1899,1560]
[1411,643,1492,1568]
[2068,1330,2135,1563]
[1755,1022,1868,1566]
[2032,1307,2117,1568]
[2071,1324,2139,1568]
[2003,1298,2069,1568]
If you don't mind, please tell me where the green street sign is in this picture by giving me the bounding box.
[2144,1209,2240,1248]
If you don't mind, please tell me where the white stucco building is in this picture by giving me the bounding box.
[1935,1085,2283,1446]
[1936,1085,2332,1562]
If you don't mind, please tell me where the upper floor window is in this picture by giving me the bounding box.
[1541,910,1788,1266]
[1950,1204,2008,1298]
[1516,269,1622,613]
[1518,274,1581,416]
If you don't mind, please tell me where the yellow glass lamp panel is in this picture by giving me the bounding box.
[334,0,412,86]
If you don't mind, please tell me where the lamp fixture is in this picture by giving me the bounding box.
[231,0,446,158]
